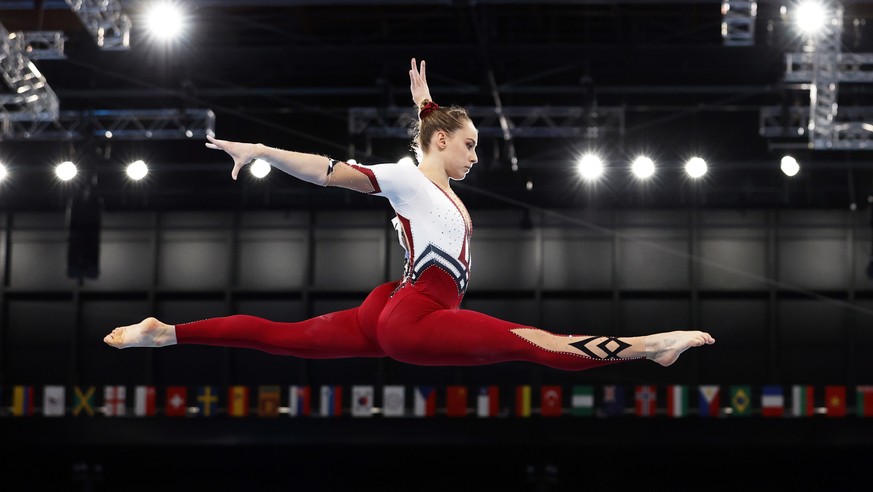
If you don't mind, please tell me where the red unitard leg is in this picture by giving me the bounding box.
[377,269,639,370]
[174,281,398,359]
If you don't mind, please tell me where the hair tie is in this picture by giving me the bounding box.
[419,100,439,119]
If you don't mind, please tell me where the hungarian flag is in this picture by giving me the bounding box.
[729,385,752,417]
[351,385,374,418]
[413,386,436,417]
[228,386,250,417]
[104,385,126,417]
[667,385,688,417]
[446,386,468,417]
[634,385,657,417]
[760,386,784,417]
[320,385,343,417]
[196,386,218,417]
[825,386,846,417]
[382,385,406,417]
[791,385,814,417]
[571,385,594,417]
[165,386,188,417]
[288,385,311,417]
[134,386,156,417]
[540,386,562,417]
[515,385,531,417]
[857,386,873,417]
[602,385,625,417]
[43,386,65,417]
[476,386,499,418]
[73,386,95,417]
[698,385,720,417]
[258,385,280,417]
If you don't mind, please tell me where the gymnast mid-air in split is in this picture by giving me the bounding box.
[104,58,714,369]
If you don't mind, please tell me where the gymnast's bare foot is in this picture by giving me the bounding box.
[103,317,177,348]
[645,330,715,367]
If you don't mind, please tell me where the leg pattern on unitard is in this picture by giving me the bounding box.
[377,287,638,371]
[175,281,398,359]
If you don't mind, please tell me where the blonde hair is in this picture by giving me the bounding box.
[411,105,471,158]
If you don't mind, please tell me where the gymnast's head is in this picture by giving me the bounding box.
[412,102,478,180]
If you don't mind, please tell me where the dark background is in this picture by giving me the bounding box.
[3,1,873,491]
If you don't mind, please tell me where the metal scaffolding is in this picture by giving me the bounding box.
[1,108,216,141]
[721,1,757,47]
[0,23,60,136]
[64,0,131,51]
[349,106,624,140]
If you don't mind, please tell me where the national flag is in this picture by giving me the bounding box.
[12,386,33,417]
[446,386,467,417]
[825,386,846,417]
[103,385,126,417]
[571,385,594,417]
[288,385,311,417]
[257,385,280,417]
[382,385,405,417]
[320,385,343,417]
[43,386,65,417]
[228,386,250,417]
[351,385,374,417]
[134,386,156,417]
[634,385,657,417]
[73,386,95,417]
[477,386,499,418]
[729,385,752,417]
[602,385,625,417]
[791,385,814,417]
[413,386,436,417]
[541,386,563,417]
[698,385,720,417]
[667,385,688,417]
[856,386,873,417]
[761,386,784,417]
[515,385,531,417]
[196,386,219,417]
[165,386,188,417]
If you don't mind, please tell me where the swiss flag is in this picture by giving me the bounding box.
[540,386,563,417]
[165,386,188,417]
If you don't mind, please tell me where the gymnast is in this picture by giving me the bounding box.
[104,58,715,369]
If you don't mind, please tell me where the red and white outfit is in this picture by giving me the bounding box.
[176,160,633,370]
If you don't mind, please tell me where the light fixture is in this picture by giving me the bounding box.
[126,160,148,181]
[781,155,800,176]
[631,156,655,179]
[576,153,604,180]
[55,161,77,181]
[250,159,271,178]
[685,157,708,178]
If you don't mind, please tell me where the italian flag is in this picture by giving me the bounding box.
[667,385,688,417]
[791,385,814,417]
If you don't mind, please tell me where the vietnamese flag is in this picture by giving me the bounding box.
[825,385,846,417]
[540,386,563,417]
[446,386,468,417]
[165,386,188,417]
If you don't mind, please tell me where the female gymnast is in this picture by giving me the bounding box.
[104,58,715,370]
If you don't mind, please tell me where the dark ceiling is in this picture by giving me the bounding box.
[2,0,873,213]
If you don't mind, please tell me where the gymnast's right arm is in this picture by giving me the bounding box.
[205,134,419,199]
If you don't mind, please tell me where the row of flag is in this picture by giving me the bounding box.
[3,384,872,418]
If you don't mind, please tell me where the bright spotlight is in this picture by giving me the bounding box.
[631,156,655,179]
[55,161,77,181]
[0,163,7,181]
[397,156,415,166]
[250,159,271,178]
[794,1,827,35]
[145,2,186,41]
[781,155,800,176]
[576,153,604,180]
[685,157,708,178]
[126,160,148,181]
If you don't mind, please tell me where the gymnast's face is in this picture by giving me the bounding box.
[443,119,478,181]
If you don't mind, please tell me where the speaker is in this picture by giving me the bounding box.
[67,194,102,279]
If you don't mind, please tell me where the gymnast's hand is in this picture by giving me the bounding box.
[409,57,432,108]
[205,134,260,180]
